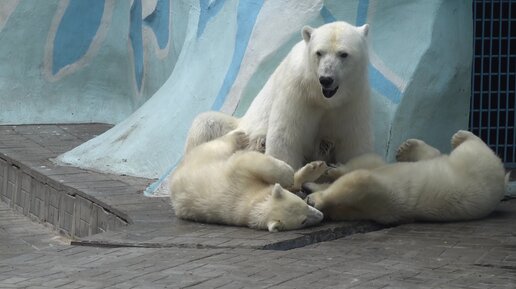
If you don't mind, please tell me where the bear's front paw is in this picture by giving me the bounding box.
[306,161,328,174]
[305,195,316,207]
[297,161,328,183]
[305,193,324,210]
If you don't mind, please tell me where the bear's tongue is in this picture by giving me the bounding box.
[322,86,338,98]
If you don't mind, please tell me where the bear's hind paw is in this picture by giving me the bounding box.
[396,139,423,162]
[451,130,475,149]
[228,130,249,149]
[396,139,440,162]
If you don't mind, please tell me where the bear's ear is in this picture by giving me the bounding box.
[267,220,282,232]
[358,24,369,37]
[272,184,284,199]
[302,26,314,43]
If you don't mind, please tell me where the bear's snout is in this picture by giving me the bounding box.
[319,76,334,88]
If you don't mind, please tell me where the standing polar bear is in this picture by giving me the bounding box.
[185,21,372,169]
[169,130,326,232]
[304,130,508,224]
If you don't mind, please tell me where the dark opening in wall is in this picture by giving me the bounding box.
[470,0,516,168]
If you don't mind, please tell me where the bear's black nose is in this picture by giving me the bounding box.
[319,76,334,88]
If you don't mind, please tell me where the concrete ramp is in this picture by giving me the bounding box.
[0,1,472,192]
[58,0,271,180]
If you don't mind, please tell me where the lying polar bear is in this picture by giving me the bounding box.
[169,130,326,232]
[304,130,508,224]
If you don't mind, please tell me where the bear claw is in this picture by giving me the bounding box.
[396,139,422,162]
[308,161,327,173]
[305,195,316,207]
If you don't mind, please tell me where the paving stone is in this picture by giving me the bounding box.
[0,202,68,260]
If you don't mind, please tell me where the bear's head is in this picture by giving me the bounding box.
[250,184,324,232]
[302,21,369,102]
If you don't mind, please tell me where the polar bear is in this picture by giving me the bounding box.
[304,130,508,224]
[169,130,326,232]
[185,21,371,169]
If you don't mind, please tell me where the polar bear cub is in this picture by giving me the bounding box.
[305,130,507,224]
[169,130,326,232]
[185,21,372,169]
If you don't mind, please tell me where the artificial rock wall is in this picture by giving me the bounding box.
[0,0,181,124]
[0,1,472,189]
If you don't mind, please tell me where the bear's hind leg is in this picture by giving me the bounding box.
[448,130,498,168]
[396,139,441,162]
[184,111,238,153]
[451,130,479,149]
[231,152,295,189]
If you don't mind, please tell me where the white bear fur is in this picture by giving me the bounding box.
[305,130,508,224]
[170,130,325,232]
[185,21,372,169]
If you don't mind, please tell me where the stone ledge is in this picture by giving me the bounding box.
[0,154,127,238]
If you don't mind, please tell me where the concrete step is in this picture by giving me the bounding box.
[0,124,150,238]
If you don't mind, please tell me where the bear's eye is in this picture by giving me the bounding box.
[339,52,348,58]
[315,51,322,57]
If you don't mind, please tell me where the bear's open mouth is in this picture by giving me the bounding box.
[322,86,339,98]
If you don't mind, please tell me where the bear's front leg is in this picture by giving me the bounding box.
[305,169,373,211]
[266,133,305,170]
[292,161,328,191]
[265,100,319,170]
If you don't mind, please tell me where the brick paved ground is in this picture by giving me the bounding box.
[0,124,515,288]
[0,199,515,288]
[0,201,68,260]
